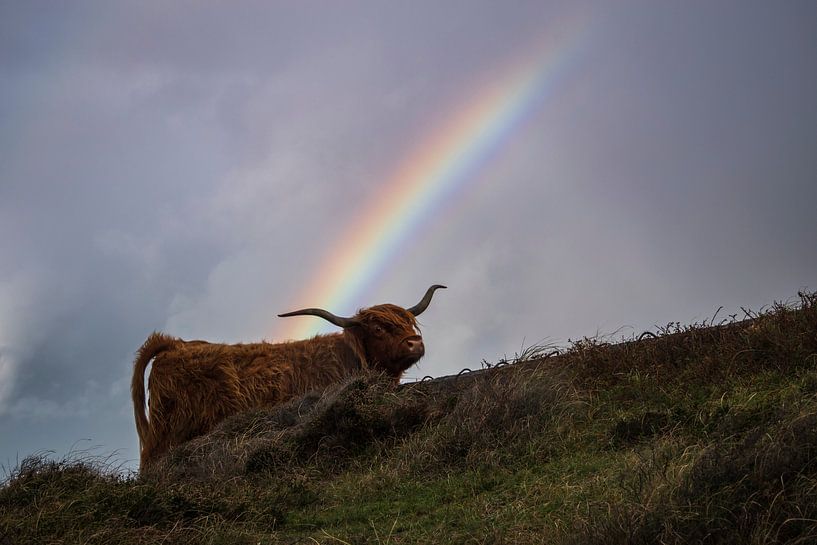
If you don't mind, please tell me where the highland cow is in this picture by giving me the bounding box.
[131,285,445,469]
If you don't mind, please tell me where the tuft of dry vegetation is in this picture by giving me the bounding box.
[2,292,816,544]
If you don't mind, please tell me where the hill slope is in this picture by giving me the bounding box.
[2,292,817,544]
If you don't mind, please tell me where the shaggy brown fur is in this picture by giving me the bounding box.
[132,304,429,470]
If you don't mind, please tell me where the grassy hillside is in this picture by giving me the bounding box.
[3,292,817,544]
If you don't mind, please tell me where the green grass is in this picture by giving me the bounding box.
[2,292,816,544]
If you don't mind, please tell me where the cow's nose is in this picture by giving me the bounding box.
[405,336,425,355]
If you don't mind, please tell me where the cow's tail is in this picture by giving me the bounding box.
[131,332,176,458]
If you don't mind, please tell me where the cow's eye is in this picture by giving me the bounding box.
[373,324,384,335]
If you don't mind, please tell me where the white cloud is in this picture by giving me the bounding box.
[0,273,41,414]
[0,352,16,415]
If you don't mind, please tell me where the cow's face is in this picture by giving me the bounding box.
[350,304,424,377]
[278,285,445,378]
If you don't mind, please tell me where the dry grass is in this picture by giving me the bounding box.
[2,291,816,544]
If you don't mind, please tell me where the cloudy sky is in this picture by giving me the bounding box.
[1,1,815,471]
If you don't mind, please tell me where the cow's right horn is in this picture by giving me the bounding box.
[407,285,447,316]
[278,308,359,328]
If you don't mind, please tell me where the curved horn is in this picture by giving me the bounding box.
[407,284,447,316]
[277,308,358,328]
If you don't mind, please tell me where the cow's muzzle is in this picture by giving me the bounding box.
[404,335,425,357]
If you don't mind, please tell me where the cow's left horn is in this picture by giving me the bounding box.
[407,285,447,316]
[278,308,358,328]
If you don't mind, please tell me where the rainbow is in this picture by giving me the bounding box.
[274,19,589,341]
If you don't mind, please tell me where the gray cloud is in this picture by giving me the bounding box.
[1,0,815,469]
